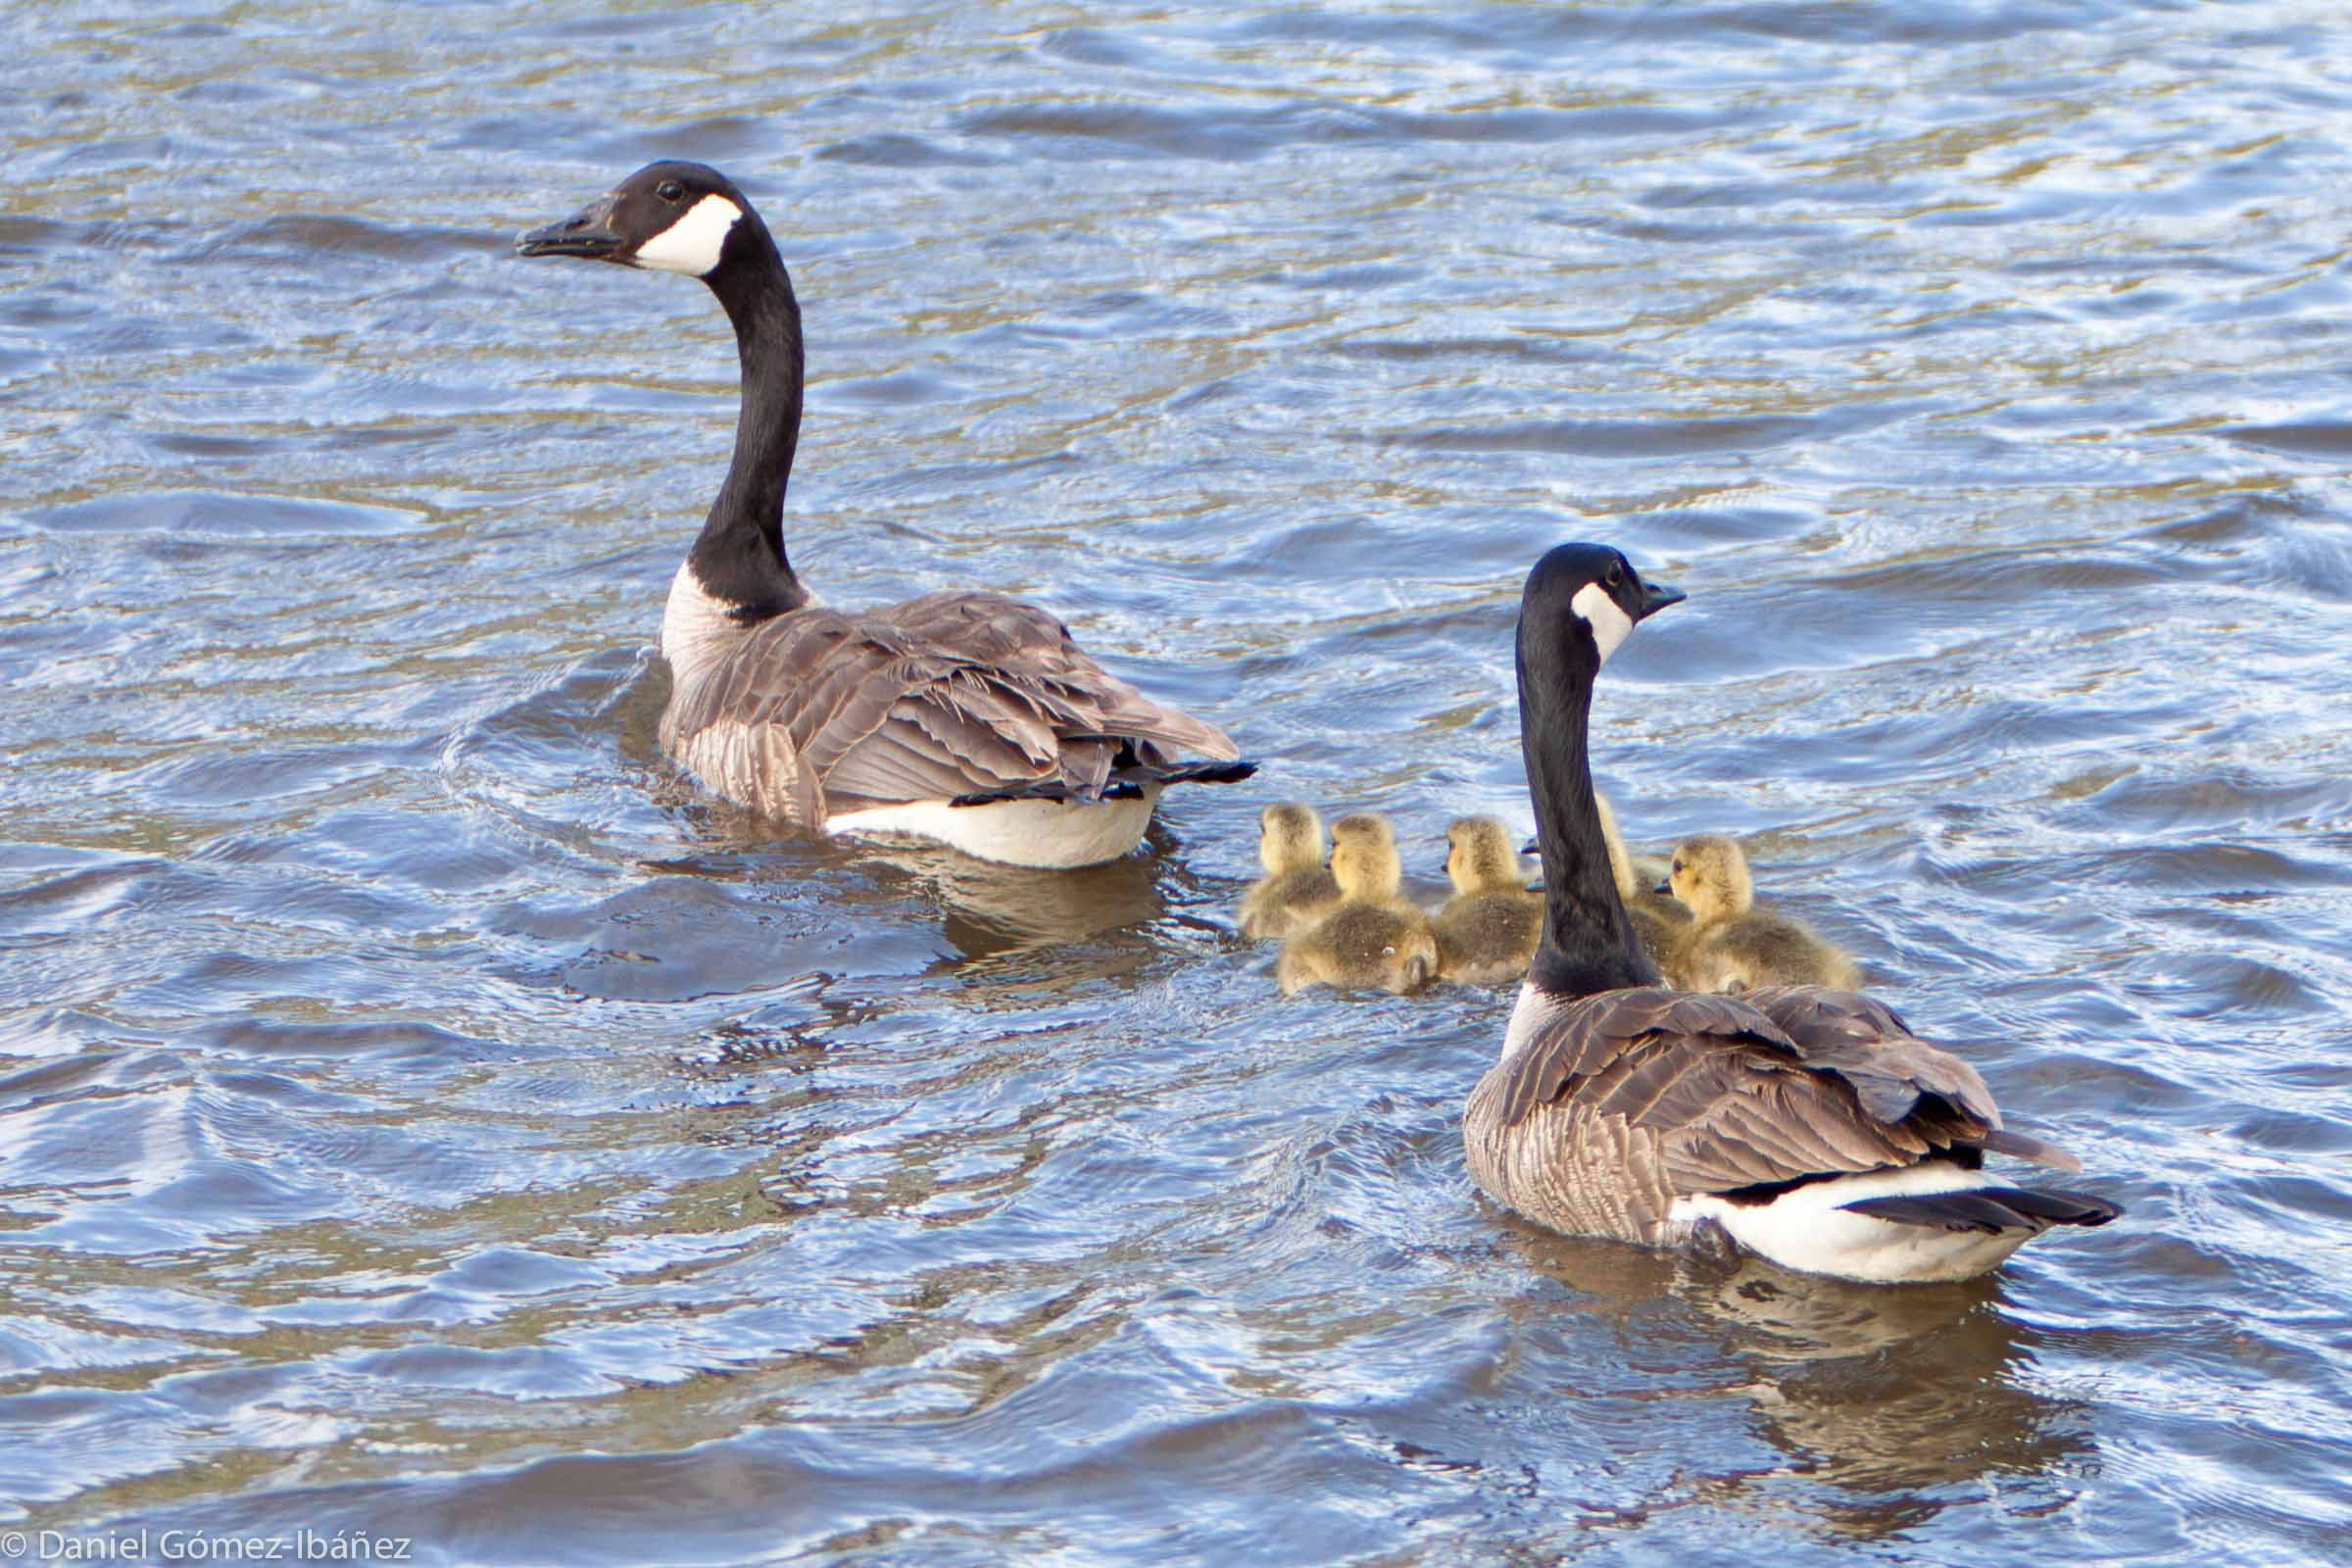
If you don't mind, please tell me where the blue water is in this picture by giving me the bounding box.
[4,1,2351,1563]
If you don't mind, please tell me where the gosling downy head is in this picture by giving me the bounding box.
[516,160,774,281]
[1257,803,1327,876]
[1329,813,1404,902]
[1446,816,1527,896]
[1667,834,1754,928]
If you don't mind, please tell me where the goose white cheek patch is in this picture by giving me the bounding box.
[632,194,743,276]
[1570,581,1637,664]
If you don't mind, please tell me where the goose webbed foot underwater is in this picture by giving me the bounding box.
[1462,543,2122,1284]
[517,161,1253,869]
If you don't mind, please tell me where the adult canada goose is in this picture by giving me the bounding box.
[1239,803,1344,940]
[1433,816,1543,984]
[1664,834,1865,992]
[1461,544,2120,1283]
[516,162,1252,868]
[1277,813,1437,995]
[1592,789,1689,974]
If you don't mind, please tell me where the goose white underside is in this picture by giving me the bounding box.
[1673,1162,2036,1284]
[825,788,1159,869]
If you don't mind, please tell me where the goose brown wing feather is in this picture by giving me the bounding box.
[663,595,1240,818]
[877,593,1241,761]
[1491,985,1998,1197]
[1739,984,2002,1128]
[1490,987,1800,1130]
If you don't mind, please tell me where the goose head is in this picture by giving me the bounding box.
[1329,813,1404,902]
[1257,803,1328,875]
[516,161,772,281]
[1666,834,1753,926]
[1520,542,1687,672]
[1445,815,1525,895]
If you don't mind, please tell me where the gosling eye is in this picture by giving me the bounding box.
[656,178,686,203]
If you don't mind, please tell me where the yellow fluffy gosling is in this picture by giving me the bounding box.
[1278,813,1437,995]
[1239,803,1343,939]
[1434,816,1543,984]
[1665,834,1862,992]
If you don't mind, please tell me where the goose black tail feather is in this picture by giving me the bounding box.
[950,759,1258,808]
[1839,1186,2124,1235]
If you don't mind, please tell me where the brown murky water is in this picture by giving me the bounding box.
[4,2,2351,1563]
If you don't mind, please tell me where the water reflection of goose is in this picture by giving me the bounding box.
[515,161,1251,868]
[1465,544,2123,1283]
[641,804,1175,976]
[845,837,1172,962]
[1496,1224,2087,1519]
[1695,1259,2087,1507]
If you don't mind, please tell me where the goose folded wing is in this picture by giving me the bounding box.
[1490,988,1801,1129]
[877,592,1243,763]
[825,677,1123,806]
[666,596,1240,808]
[1739,984,2084,1171]
[662,609,886,756]
[1615,1046,1961,1193]
[1494,985,1998,1195]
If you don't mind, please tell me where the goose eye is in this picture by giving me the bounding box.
[656,179,685,202]
[1605,562,1624,588]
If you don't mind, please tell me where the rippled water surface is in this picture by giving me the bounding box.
[6,1,2352,1563]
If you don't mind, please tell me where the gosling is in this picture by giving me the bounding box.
[1433,816,1543,984]
[1278,813,1437,995]
[1239,803,1343,939]
[1664,833,1863,992]
[1594,790,1690,973]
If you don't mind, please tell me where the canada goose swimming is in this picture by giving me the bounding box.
[1664,833,1865,992]
[1277,813,1437,995]
[1592,789,1689,973]
[516,162,1253,868]
[1239,803,1344,940]
[1461,543,2120,1284]
[1433,816,1543,984]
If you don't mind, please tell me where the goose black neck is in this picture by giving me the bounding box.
[690,227,809,622]
[1517,619,1660,998]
